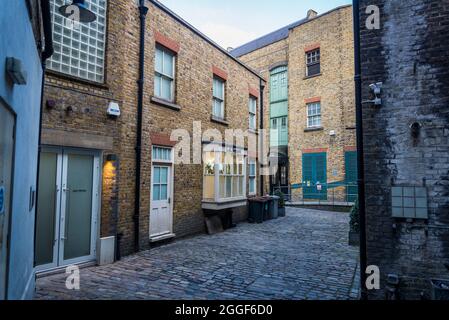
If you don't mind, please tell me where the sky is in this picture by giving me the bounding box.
[158,0,352,49]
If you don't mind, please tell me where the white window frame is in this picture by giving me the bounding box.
[306,48,321,77]
[152,146,174,164]
[212,77,225,120]
[307,102,322,128]
[249,159,257,195]
[249,96,257,131]
[154,45,176,102]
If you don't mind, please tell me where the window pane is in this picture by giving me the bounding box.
[154,75,161,97]
[152,185,160,201]
[153,167,160,184]
[161,78,172,101]
[155,48,163,73]
[249,178,255,194]
[160,167,168,183]
[213,78,224,99]
[226,177,232,198]
[163,51,174,77]
[160,184,168,200]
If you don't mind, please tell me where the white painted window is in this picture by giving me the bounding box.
[249,97,257,130]
[154,46,176,102]
[249,160,257,195]
[152,146,173,163]
[48,0,107,83]
[212,77,225,120]
[203,147,246,202]
[307,102,322,128]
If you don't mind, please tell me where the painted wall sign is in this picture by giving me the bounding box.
[0,186,5,214]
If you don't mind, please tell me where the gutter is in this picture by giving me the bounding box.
[34,0,54,267]
[259,79,265,196]
[353,0,368,300]
[134,0,149,252]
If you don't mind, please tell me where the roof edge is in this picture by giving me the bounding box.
[232,4,353,58]
[148,0,265,81]
[288,4,353,31]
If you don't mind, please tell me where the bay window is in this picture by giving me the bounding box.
[203,145,247,205]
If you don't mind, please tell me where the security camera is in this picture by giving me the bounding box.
[369,82,383,95]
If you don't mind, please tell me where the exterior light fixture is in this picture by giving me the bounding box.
[59,0,97,23]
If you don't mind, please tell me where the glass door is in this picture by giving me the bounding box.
[0,102,15,299]
[36,148,99,271]
[60,152,98,266]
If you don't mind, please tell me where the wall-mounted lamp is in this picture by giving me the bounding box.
[59,0,97,23]
[362,82,383,106]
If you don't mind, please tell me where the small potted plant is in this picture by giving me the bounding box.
[348,200,360,246]
[274,190,286,217]
[349,199,360,246]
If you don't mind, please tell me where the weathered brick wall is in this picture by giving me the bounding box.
[289,6,356,201]
[238,6,356,200]
[359,0,449,299]
[141,1,261,240]
[42,0,262,257]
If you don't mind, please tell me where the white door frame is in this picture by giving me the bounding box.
[36,147,63,272]
[36,147,100,272]
[149,146,175,241]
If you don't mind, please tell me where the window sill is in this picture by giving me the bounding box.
[202,197,248,211]
[303,73,322,80]
[248,129,258,135]
[46,69,109,90]
[304,127,324,132]
[151,96,181,111]
[211,116,229,126]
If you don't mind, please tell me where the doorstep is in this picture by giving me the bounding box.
[36,260,97,278]
[150,233,176,243]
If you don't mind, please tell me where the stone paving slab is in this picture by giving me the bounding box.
[35,207,359,300]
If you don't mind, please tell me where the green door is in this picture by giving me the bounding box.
[302,153,327,200]
[345,151,358,202]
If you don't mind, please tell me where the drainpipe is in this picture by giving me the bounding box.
[134,0,148,252]
[34,0,54,267]
[259,79,265,196]
[353,0,368,300]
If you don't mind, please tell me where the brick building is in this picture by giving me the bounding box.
[231,5,357,203]
[358,0,449,299]
[36,0,264,272]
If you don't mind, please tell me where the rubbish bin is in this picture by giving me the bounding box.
[248,197,267,224]
[262,196,273,220]
[271,196,280,219]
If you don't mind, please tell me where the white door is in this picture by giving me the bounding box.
[150,165,173,239]
[35,149,99,271]
[0,102,15,300]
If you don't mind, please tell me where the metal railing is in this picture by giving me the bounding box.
[272,183,358,207]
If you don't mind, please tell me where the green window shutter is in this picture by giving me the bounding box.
[302,153,327,200]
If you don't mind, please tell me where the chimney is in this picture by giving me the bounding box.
[307,9,318,19]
